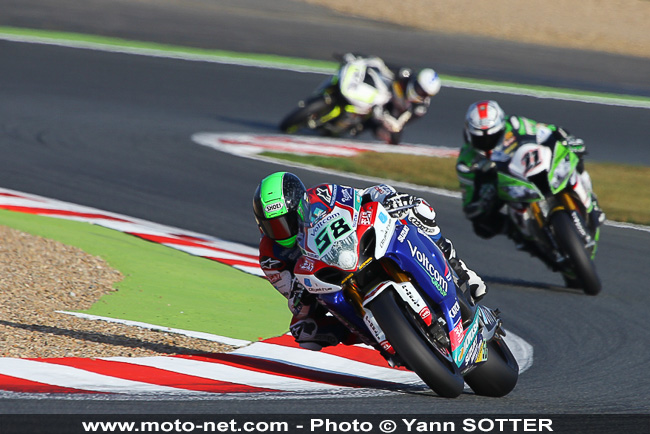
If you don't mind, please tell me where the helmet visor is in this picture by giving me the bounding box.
[470,129,505,152]
[407,81,427,103]
[414,81,429,99]
[258,210,299,243]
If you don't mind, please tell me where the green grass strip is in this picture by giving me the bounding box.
[439,75,650,108]
[262,152,650,226]
[0,209,289,342]
[2,26,649,107]
[0,26,337,72]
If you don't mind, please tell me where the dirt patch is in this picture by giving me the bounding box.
[0,225,233,358]
[298,0,650,58]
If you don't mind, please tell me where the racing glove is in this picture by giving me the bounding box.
[372,107,411,133]
[464,183,497,219]
[383,193,441,238]
[382,192,416,218]
[566,135,586,155]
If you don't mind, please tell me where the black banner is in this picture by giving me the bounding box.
[0,414,647,434]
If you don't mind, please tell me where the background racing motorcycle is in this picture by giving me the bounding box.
[464,137,602,295]
[293,184,519,398]
[279,54,405,145]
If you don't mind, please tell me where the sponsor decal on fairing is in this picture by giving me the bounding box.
[359,210,373,226]
[449,300,461,322]
[450,321,464,349]
[341,187,354,204]
[299,258,314,272]
[406,239,448,296]
[397,226,409,243]
[453,313,480,367]
[394,282,433,326]
[315,185,332,204]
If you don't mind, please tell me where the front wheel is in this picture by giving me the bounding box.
[279,96,335,133]
[367,290,464,398]
[550,211,601,295]
[463,338,519,397]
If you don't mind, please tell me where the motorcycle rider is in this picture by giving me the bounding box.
[456,100,605,244]
[339,53,442,144]
[253,171,486,352]
[371,66,442,144]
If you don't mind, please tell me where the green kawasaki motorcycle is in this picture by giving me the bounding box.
[466,139,602,295]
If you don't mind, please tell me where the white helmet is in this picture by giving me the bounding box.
[465,100,506,152]
[406,68,441,103]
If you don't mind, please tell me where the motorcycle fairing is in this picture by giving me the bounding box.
[385,223,491,369]
[318,290,373,342]
[508,142,553,179]
[386,224,454,307]
[503,140,579,199]
[298,184,361,262]
[451,309,486,370]
[296,195,490,371]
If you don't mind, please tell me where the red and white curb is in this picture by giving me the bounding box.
[0,333,530,396]
[0,187,532,396]
[0,188,263,277]
[0,335,424,396]
[191,133,460,158]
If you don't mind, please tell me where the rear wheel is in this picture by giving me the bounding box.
[550,211,601,295]
[367,290,464,398]
[463,338,519,397]
[279,96,335,133]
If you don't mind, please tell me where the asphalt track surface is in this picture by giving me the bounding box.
[1,0,649,415]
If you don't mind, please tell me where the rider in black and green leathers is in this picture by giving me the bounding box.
[456,100,605,240]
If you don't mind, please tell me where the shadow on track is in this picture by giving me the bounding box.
[0,320,215,356]
[483,275,587,296]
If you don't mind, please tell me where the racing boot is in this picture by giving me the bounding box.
[289,315,358,351]
[437,238,487,302]
[589,194,606,229]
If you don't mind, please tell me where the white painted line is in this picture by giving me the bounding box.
[603,220,650,233]
[2,32,648,109]
[192,132,460,158]
[233,342,422,385]
[0,358,189,394]
[157,244,256,262]
[56,312,252,347]
[105,356,346,392]
[503,330,534,373]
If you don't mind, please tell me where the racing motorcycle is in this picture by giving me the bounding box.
[293,184,519,398]
[279,54,404,145]
[472,137,602,295]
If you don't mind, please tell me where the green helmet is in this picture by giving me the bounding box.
[253,172,306,248]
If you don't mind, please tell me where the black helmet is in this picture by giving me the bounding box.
[253,172,306,248]
[465,100,506,152]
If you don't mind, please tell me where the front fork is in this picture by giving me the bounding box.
[530,191,597,258]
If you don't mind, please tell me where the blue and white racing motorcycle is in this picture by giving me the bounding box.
[294,184,519,398]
